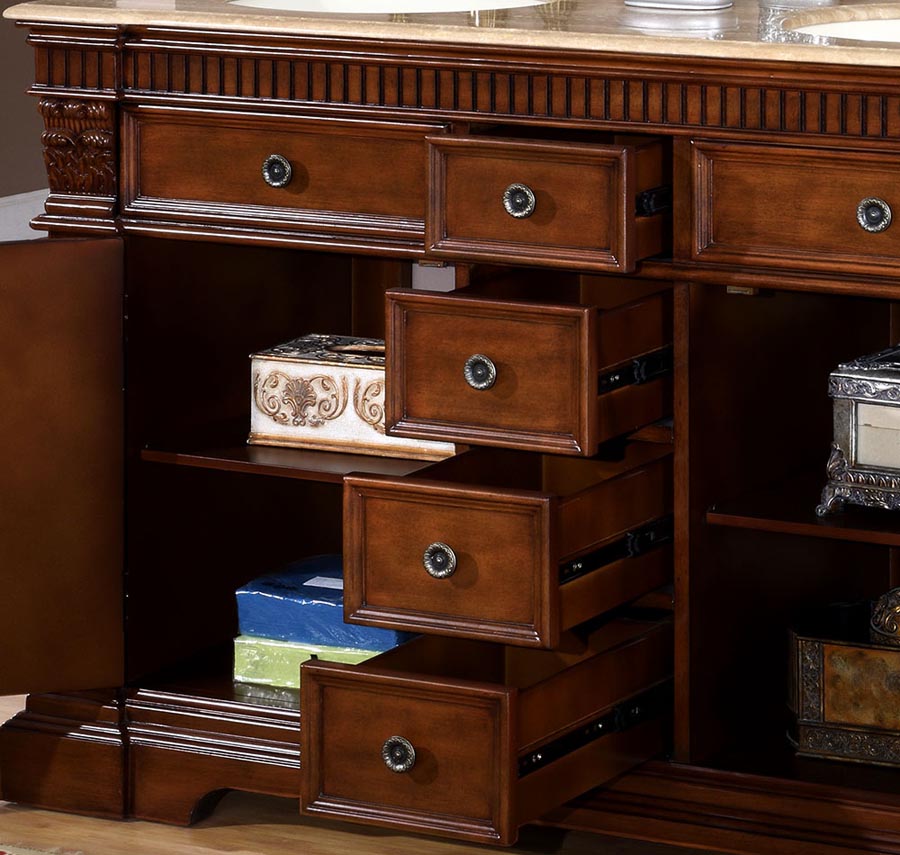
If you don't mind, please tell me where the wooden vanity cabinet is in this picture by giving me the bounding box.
[8,17,900,855]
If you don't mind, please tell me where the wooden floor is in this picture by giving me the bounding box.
[0,695,718,855]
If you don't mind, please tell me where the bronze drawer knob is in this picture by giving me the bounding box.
[463,354,497,390]
[262,154,293,188]
[423,542,457,579]
[502,183,536,218]
[382,735,416,773]
[857,198,892,233]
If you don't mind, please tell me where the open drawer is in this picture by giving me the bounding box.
[387,280,672,456]
[426,133,670,271]
[344,443,672,648]
[301,616,672,845]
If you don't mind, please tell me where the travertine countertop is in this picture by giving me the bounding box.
[6,0,900,65]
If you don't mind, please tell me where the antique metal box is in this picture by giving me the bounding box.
[790,601,900,766]
[250,334,455,460]
[819,345,900,514]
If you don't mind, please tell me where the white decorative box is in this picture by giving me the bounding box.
[249,334,455,460]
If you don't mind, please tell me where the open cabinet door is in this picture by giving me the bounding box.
[0,238,124,695]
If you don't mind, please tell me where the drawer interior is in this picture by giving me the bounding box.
[456,272,673,371]
[419,441,671,503]
[365,612,669,690]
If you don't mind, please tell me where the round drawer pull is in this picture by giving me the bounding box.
[262,154,293,188]
[463,354,497,391]
[382,735,416,773]
[857,197,892,233]
[502,183,536,219]
[423,542,457,579]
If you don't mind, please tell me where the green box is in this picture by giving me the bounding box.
[233,635,380,689]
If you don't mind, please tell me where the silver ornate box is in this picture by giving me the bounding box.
[819,345,900,514]
[250,334,455,460]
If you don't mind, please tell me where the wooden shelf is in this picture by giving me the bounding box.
[133,645,300,712]
[707,472,900,547]
[140,441,436,484]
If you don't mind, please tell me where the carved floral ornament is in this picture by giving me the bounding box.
[38,97,116,197]
[871,588,900,647]
[818,443,900,515]
[798,639,823,722]
[801,725,900,764]
[253,371,386,433]
[829,376,900,402]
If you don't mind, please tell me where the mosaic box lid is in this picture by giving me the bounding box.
[251,333,385,369]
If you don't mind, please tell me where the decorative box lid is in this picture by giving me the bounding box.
[830,344,900,402]
[251,333,385,368]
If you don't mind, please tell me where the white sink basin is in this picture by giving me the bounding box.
[230,0,547,12]
[792,15,900,41]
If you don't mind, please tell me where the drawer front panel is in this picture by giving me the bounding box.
[344,477,555,646]
[388,289,672,455]
[302,665,511,843]
[428,136,644,271]
[122,109,443,244]
[345,455,670,647]
[693,140,900,274]
[302,623,670,845]
[388,290,594,454]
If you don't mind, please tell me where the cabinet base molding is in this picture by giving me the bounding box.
[7,691,900,853]
[0,691,126,819]
[548,761,900,855]
[124,687,301,825]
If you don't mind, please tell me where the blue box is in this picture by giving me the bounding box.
[236,554,413,652]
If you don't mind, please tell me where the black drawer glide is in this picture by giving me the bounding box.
[636,185,673,217]
[559,516,673,586]
[598,346,673,396]
[517,681,671,777]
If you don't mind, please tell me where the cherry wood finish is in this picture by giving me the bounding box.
[0,691,125,818]
[127,685,301,824]
[692,140,900,276]
[426,135,668,271]
[121,107,446,253]
[0,239,124,696]
[386,286,671,455]
[707,473,900,546]
[343,446,672,648]
[9,15,900,855]
[301,621,671,845]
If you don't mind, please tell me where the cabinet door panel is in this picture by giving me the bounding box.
[0,238,124,695]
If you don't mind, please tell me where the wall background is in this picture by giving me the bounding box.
[0,8,47,196]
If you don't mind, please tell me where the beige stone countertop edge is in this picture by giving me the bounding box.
[7,2,900,66]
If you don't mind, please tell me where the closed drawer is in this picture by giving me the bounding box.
[387,283,672,455]
[121,107,445,250]
[344,444,672,648]
[301,617,671,845]
[693,140,900,275]
[427,135,669,271]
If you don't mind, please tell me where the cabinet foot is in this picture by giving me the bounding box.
[0,691,127,818]
[125,687,301,824]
